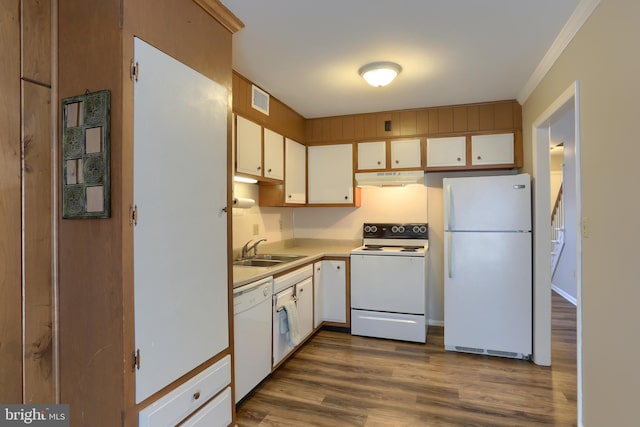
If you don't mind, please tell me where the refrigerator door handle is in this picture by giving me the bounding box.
[445,184,452,231]
[448,231,453,278]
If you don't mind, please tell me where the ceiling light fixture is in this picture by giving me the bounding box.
[359,62,402,87]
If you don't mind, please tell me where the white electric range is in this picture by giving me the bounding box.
[350,223,429,343]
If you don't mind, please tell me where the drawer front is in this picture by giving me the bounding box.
[139,355,231,427]
[180,387,232,427]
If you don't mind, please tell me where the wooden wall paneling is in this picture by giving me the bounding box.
[353,114,365,140]
[452,106,468,133]
[0,0,23,403]
[329,116,342,142]
[437,107,453,134]
[21,0,51,85]
[391,111,401,137]
[428,109,439,134]
[22,81,54,403]
[416,109,429,135]
[58,0,125,425]
[494,102,513,130]
[478,103,494,130]
[513,102,523,129]
[514,130,524,168]
[363,113,377,139]
[342,115,355,141]
[467,105,480,131]
[399,110,417,136]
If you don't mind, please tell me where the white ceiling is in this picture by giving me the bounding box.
[221,1,581,119]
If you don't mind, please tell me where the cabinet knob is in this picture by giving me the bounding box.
[477,156,482,160]
[344,196,348,200]
[193,391,201,400]
[457,157,461,161]
[395,160,399,164]
[377,161,381,165]
[257,166,261,170]
[268,168,272,172]
[336,265,341,270]
[288,194,292,198]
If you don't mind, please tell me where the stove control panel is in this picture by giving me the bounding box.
[362,223,428,239]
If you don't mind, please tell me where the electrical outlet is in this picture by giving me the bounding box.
[582,216,589,238]
[253,224,259,235]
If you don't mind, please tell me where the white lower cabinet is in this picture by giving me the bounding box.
[313,262,324,328]
[180,387,232,427]
[138,355,231,427]
[296,278,314,340]
[314,260,347,324]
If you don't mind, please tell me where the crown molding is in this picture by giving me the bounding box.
[193,0,244,34]
[518,0,600,104]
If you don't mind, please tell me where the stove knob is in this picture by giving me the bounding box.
[397,226,405,233]
[364,225,370,233]
[391,226,398,233]
[420,225,427,233]
[370,225,377,233]
[413,225,420,233]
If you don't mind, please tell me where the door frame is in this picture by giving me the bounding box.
[531,81,582,423]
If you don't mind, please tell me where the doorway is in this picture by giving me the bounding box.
[532,81,582,424]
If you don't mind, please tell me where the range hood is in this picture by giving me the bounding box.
[355,170,425,187]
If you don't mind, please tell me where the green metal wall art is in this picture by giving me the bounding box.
[61,90,111,219]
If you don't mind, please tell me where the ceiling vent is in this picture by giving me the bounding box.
[251,85,270,115]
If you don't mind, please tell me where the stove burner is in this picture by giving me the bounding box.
[401,246,423,252]
[362,245,383,251]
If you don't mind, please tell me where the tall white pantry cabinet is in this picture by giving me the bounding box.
[132,38,231,424]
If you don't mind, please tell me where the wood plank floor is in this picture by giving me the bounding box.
[236,292,576,426]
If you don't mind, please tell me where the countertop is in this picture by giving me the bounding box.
[232,238,360,289]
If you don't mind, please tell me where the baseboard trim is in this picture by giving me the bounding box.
[552,284,577,306]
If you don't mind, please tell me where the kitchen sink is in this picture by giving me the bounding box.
[252,254,306,262]
[233,254,306,267]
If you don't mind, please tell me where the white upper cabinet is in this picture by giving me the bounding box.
[285,138,306,204]
[357,141,386,170]
[426,136,467,168]
[263,128,284,180]
[235,116,262,177]
[390,139,422,169]
[471,133,514,166]
[308,144,354,204]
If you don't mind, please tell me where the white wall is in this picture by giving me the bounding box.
[231,182,294,256]
[293,185,428,240]
[522,1,640,424]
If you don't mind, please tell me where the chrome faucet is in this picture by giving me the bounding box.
[241,238,267,258]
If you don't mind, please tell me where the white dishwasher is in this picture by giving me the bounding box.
[233,276,273,403]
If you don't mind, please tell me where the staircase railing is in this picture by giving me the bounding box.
[551,184,564,274]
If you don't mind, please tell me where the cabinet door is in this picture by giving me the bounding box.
[471,133,514,165]
[236,116,262,177]
[263,128,284,180]
[391,139,422,169]
[426,136,467,168]
[321,260,347,323]
[357,141,386,170]
[296,277,314,341]
[133,38,229,403]
[313,262,323,328]
[308,144,353,204]
[285,138,306,204]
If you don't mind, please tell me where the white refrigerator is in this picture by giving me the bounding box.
[443,173,532,359]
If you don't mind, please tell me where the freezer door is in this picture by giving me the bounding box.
[444,231,532,355]
[444,174,531,231]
